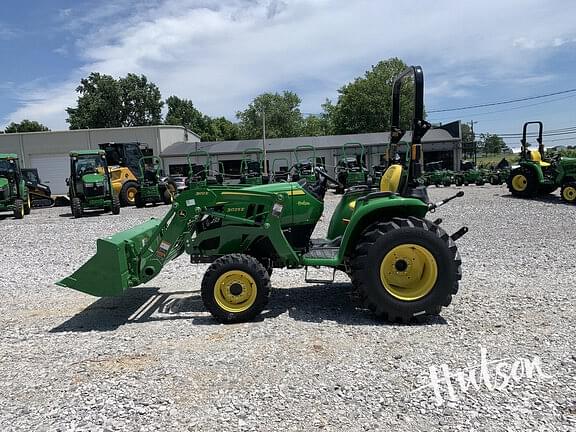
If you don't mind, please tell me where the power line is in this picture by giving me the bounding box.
[427,88,576,113]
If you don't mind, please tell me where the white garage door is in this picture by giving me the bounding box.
[29,154,70,195]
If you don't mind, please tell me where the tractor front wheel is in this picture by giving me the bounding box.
[14,199,25,219]
[349,217,461,323]
[71,197,83,218]
[135,191,145,208]
[24,194,31,215]
[111,194,121,215]
[201,254,271,324]
[507,168,537,198]
[561,182,576,203]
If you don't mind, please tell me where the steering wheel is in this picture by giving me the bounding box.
[314,166,343,187]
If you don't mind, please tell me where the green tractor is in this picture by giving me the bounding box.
[0,153,31,219]
[420,162,455,187]
[57,65,467,324]
[290,145,318,183]
[487,158,511,185]
[239,148,269,185]
[453,161,486,186]
[334,142,369,193]
[271,158,291,182]
[134,156,175,207]
[507,121,576,202]
[67,150,120,218]
[186,150,210,190]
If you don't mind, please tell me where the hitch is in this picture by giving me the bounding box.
[428,191,464,211]
[451,226,469,241]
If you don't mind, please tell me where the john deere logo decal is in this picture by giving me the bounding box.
[297,200,310,206]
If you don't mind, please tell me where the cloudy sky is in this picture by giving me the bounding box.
[1,0,576,147]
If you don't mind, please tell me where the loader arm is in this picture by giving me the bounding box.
[57,186,301,297]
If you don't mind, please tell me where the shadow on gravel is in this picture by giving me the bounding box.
[58,211,109,218]
[499,193,565,205]
[51,283,447,332]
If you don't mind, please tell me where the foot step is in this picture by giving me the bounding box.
[305,267,336,284]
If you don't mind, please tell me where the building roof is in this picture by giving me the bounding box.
[161,127,460,157]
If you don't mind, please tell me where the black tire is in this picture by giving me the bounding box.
[135,191,145,208]
[111,194,121,215]
[24,194,31,215]
[561,182,576,203]
[442,179,452,187]
[538,184,558,195]
[507,167,537,198]
[464,181,469,186]
[71,197,83,218]
[13,199,24,219]
[349,217,461,323]
[454,177,463,187]
[120,181,139,206]
[475,179,485,186]
[162,188,173,205]
[201,254,271,323]
[490,176,500,186]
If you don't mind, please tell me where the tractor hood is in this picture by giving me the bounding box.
[0,177,8,189]
[82,173,106,184]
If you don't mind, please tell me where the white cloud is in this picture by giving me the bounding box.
[4,0,576,130]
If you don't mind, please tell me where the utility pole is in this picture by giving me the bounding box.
[470,120,478,164]
[262,111,268,175]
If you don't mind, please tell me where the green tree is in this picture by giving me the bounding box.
[204,117,240,141]
[480,133,507,155]
[66,72,163,129]
[5,120,50,133]
[236,91,304,139]
[118,74,163,126]
[302,114,331,136]
[326,58,418,134]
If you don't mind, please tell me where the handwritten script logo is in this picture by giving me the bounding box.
[412,346,552,405]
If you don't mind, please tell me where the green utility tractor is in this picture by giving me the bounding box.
[420,162,454,187]
[507,122,576,202]
[57,65,467,324]
[240,148,269,185]
[334,142,369,193]
[21,168,54,207]
[291,145,318,183]
[272,158,291,182]
[67,150,120,218]
[0,153,31,219]
[186,151,210,190]
[453,161,486,186]
[134,156,175,207]
[487,158,511,185]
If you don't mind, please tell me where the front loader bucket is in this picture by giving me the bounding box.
[56,219,162,297]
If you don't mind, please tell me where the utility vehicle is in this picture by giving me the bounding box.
[0,153,30,219]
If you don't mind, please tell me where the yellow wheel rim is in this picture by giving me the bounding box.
[214,270,257,313]
[379,244,438,301]
[512,174,527,192]
[127,187,137,204]
[563,186,576,202]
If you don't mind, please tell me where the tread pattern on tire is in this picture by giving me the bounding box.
[349,216,461,323]
[201,254,271,324]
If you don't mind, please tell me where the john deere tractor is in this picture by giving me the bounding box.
[507,121,576,202]
[58,65,467,324]
[134,156,175,207]
[67,150,120,218]
[0,153,31,219]
[290,145,318,182]
[239,148,269,185]
[334,142,369,193]
[272,158,291,182]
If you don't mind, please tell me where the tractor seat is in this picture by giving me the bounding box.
[529,150,551,167]
[379,164,403,193]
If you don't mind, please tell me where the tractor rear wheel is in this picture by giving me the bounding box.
[507,168,537,198]
[135,191,145,208]
[561,182,576,203]
[111,194,121,215]
[120,181,139,206]
[71,197,83,218]
[349,217,461,323]
[201,254,271,324]
[24,194,31,215]
[13,199,24,219]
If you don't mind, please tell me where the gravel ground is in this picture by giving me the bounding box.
[0,185,575,431]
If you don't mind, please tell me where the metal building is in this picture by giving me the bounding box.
[0,125,200,194]
[161,122,463,176]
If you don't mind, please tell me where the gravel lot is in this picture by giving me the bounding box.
[0,185,575,431]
